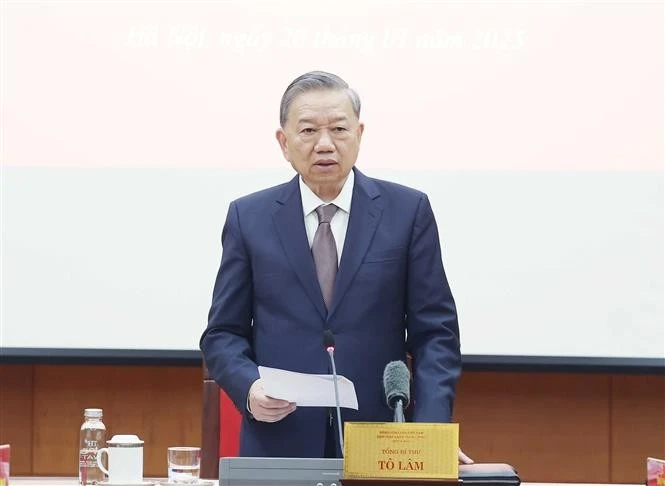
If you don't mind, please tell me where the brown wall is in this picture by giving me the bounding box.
[0,364,202,478]
[0,364,663,482]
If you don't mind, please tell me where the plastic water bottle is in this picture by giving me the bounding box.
[79,408,106,485]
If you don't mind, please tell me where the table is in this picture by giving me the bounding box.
[9,479,219,485]
[8,480,641,486]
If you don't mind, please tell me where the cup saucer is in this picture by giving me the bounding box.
[99,481,155,486]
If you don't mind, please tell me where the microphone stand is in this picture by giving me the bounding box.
[393,398,405,423]
[326,347,345,456]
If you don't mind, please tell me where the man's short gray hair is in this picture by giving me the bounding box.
[279,71,361,127]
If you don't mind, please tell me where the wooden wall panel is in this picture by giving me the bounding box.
[1,363,663,482]
[610,374,665,483]
[31,365,201,477]
[0,364,34,475]
[454,372,611,483]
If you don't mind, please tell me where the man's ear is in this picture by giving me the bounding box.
[357,122,365,140]
[276,128,289,160]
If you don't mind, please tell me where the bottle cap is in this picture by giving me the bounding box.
[84,408,103,418]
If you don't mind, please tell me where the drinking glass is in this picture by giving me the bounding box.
[167,446,201,484]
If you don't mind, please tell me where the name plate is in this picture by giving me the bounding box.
[343,422,459,480]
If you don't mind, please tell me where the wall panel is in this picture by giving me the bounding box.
[610,374,665,483]
[0,365,34,475]
[30,365,201,477]
[0,363,663,482]
[455,372,611,483]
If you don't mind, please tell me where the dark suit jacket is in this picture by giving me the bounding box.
[200,167,461,458]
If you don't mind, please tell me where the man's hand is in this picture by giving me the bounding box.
[458,448,474,464]
[247,379,297,423]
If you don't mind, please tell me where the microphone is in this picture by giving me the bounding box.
[383,360,411,423]
[323,330,344,456]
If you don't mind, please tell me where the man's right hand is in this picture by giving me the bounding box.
[247,379,297,423]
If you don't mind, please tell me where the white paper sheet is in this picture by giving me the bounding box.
[258,366,359,410]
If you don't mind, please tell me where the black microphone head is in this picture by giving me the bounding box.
[383,360,410,409]
[323,330,335,350]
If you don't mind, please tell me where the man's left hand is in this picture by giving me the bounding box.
[458,448,474,464]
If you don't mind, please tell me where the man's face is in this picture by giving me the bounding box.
[276,89,364,200]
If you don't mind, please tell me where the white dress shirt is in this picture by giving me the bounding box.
[299,169,354,265]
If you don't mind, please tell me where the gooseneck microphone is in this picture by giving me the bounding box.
[323,329,344,456]
[383,360,411,423]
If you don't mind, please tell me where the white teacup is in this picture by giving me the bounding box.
[97,434,144,484]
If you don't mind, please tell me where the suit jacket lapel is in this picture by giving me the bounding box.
[328,169,382,319]
[273,176,328,320]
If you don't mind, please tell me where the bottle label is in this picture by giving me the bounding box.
[79,449,98,468]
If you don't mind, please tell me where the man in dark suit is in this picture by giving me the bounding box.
[200,71,462,459]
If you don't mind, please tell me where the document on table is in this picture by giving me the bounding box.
[258,366,359,410]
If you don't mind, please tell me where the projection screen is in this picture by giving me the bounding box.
[1,0,663,368]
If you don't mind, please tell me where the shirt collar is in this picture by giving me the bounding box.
[299,168,355,217]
